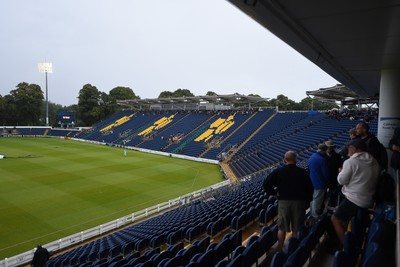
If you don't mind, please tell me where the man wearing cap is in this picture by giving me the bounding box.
[331,139,380,244]
[308,143,330,220]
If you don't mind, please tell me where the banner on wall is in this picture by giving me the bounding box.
[378,117,400,147]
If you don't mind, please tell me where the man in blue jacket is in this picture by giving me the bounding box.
[308,143,330,220]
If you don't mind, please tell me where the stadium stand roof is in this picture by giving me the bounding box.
[117,93,269,109]
[306,84,379,105]
[226,0,400,99]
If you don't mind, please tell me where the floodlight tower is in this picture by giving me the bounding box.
[38,62,53,126]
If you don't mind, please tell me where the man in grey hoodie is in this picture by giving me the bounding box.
[331,139,380,244]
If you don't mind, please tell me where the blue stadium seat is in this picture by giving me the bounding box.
[333,250,352,267]
[242,240,260,267]
[192,249,215,266]
[362,242,380,267]
[270,252,287,267]
[284,237,300,257]
[284,246,310,267]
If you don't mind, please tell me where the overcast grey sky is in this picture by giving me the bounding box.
[0,0,338,106]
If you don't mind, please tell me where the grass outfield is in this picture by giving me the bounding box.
[0,137,223,259]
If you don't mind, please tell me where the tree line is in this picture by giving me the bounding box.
[0,82,338,127]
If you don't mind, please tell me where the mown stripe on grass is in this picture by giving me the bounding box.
[0,137,222,259]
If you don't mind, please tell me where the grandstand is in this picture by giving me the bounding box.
[2,0,399,266]
[2,105,395,267]
[1,126,80,138]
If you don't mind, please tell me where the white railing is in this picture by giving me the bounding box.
[0,180,230,267]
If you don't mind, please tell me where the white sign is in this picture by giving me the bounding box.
[378,117,400,147]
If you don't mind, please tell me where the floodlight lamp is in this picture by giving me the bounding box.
[38,61,52,126]
[38,62,53,73]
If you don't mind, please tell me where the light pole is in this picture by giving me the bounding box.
[38,62,52,126]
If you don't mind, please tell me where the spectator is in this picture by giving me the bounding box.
[331,139,380,244]
[339,128,357,159]
[308,143,330,220]
[388,126,400,172]
[263,151,313,252]
[325,140,343,209]
[355,122,388,171]
[31,245,50,267]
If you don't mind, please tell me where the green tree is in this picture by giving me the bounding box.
[174,88,194,97]
[109,86,137,100]
[206,91,217,96]
[7,82,44,125]
[298,97,338,110]
[1,95,16,125]
[0,95,5,125]
[158,91,174,98]
[99,92,114,119]
[47,102,62,126]
[298,97,313,110]
[77,84,101,126]
[107,86,138,115]
[158,88,194,98]
[267,94,296,110]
